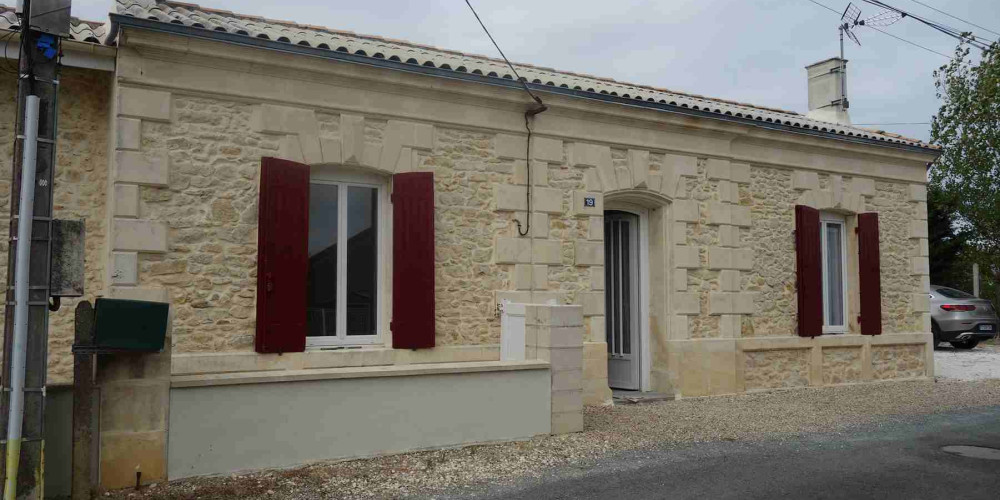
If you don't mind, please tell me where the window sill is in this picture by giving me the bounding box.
[171,359,549,388]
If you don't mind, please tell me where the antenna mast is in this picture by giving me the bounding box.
[837,2,904,115]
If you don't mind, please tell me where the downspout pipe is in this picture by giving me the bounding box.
[3,94,39,500]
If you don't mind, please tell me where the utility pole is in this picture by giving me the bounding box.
[973,263,980,298]
[0,1,66,498]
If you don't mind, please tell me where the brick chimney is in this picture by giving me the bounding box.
[805,57,851,125]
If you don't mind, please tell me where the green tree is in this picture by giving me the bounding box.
[930,40,1000,304]
[927,183,968,289]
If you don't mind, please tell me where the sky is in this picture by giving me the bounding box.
[69,0,1000,142]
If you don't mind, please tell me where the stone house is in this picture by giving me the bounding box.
[2,1,939,494]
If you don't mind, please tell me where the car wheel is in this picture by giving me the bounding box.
[950,340,979,350]
[931,321,942,349]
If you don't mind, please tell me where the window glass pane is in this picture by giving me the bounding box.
[935,287,974,299]
[307,183,338,337]
[825,223,844,327]
[346,186,378,336]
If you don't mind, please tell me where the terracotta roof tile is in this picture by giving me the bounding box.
[110,0,933,149]
[0,4,110,44]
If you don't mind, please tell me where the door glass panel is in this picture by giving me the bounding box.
[604,218,614,350]
[346,186,378,336]
[620,220,631,355]
[825,222,844,327]
[307,183,339,337]
[611,220,622,354]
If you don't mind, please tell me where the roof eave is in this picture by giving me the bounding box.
[108,13,941,156]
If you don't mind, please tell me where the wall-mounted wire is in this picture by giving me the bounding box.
[464,0,548,237]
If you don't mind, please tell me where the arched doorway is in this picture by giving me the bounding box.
[604,192,664,392]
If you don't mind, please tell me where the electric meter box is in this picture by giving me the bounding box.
[92,298,169,352]
[17,0,72,37]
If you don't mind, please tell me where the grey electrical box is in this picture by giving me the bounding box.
[17,0,72,38]
[50,219,84,297]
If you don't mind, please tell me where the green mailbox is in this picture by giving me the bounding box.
[91,298,169,352]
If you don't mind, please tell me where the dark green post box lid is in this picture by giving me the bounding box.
[93,298,169,352]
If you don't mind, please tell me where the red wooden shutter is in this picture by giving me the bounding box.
[857,212,882,335]
[795,205,823,337]
[391,172,436,349]
[255,157,310,353]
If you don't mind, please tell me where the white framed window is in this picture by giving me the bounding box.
[820,212,849,334]
[306,167,386,346]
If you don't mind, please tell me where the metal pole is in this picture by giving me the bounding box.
[3,95,39,500]
[973,263,980,297]
[839,26,846,114]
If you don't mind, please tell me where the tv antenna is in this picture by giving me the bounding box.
[836,2,905,112]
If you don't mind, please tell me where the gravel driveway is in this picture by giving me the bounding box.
[935,342,1000,380]
[106,379,1000,500]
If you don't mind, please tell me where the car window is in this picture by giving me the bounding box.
[934,287,975,299]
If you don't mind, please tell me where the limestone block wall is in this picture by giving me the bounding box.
[665,159,932,397]
[0,67,111,384]
[523,304,584,434]
[671,158,754,340]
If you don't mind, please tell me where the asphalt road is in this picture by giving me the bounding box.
[465,407,1000,500]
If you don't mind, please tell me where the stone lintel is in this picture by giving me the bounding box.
[627,149,650,188]
[793,171,820,191]
[252,103,319,136]
[340,114,366,165]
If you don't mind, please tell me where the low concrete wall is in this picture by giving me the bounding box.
[665,332,933,397]
[167,365,550,479]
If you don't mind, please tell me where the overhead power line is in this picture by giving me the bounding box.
[906,0,1000,39]
[866,24,952,58]
[855,121,931,125]
[802,0,952,58]
[860,0,993,50]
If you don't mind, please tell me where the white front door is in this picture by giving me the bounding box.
[605,211,641,390]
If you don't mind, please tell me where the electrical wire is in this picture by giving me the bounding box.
[802,0,952,58]
[866,24,952,58]
[463,0,543,108]
[906,0,1000,39]
[855,121,930,125]
[860,0,993,50]
[464,0,546,237]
